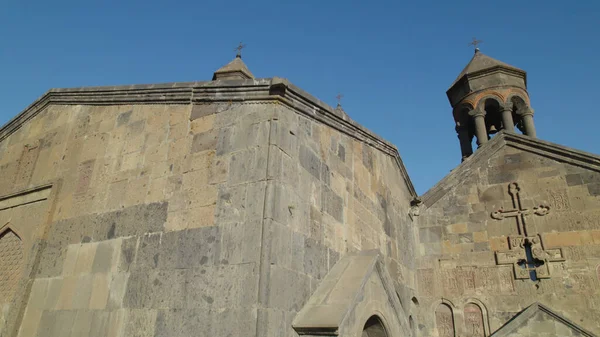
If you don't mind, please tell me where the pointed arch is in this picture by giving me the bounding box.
[0,222,23,241]
[0,226,25,305]
[362,315,389,337]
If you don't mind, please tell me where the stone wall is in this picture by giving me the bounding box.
[0,101,274,337]
[258,105,416,336]
[0,92,417,337]
[416,145,600,336]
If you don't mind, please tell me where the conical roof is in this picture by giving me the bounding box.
[212,56,255,81]
[451,50,523,87]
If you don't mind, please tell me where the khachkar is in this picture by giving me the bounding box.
[490,183,565,284]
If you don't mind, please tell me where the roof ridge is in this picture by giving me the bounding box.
[420,131,600,208]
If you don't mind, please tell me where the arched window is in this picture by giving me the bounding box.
[464,303,485,337]
[362,315,388,337]
[435,304,455,337]
[0,229,24,305]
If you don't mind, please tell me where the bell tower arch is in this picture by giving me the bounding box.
[447,48,537,161]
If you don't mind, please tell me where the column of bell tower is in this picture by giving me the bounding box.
[447,48,537,161]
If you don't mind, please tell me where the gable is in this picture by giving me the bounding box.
[491,303,596,337]
[414,133,600,336]
[292,251,410,336]
[421,132,600,209]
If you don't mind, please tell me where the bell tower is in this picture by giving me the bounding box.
[447,47,537,161]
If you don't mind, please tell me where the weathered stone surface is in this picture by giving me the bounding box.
[3,53,600,337]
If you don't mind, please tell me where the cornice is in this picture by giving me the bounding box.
[0,77,417,197]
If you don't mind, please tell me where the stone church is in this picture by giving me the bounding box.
[0,47,599,337]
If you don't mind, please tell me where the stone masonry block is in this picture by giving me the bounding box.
[228,146,268,185]
[266,219,293,269]
[177,227,221,269]
[89,311,110,337]
[419,227,442,244]
[267,145,299,187]
[123,309,157,337]
[299,145,321,180]
[62,244,79,276]
[74,243,98,275]
[89,273,110,310]
[270,120,299,158]
[588,183,600,196]
[38,243,68,276]
[185,264,257,310]
[107,272,129,309]
[72,274,94,309]
[191,128,218,154]
[92,241,115,274]
[217,120,269,156]
[69,310,93,337]
[190,114,215,135]
[123,270,157,309]
[152,269,187,309]
[190,104,217,121]
[134,233,161,270]
[267,265,310,312]
[245,181,267,220]
[322,186,344,222]
[26,279,49,310]
[43,278,63,310]
[220,220,261,265]
[304,237,328,280]
[215,184,247,224]
[118,237,137,272]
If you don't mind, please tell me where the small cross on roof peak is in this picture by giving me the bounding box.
[234,42,246,58]
[469,37,483,53]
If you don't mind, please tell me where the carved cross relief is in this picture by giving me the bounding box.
[491,183,565,282]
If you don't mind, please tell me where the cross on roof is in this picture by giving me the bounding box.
[336,93,344,107]
[235,42,246,58]
[468,37,483,52]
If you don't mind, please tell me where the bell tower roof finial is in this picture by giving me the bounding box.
[212,42,254,81]
[469,37,483,54]
[234,42,246,58]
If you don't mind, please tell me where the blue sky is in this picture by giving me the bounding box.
[1,1,599,194]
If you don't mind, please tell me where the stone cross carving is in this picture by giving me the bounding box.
[469,37,483,51]
[495,235,565,281]
[491,183,564,282]
[490,182,549,237]
[234,42,246,58]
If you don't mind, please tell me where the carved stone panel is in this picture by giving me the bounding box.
[417,269,435,295]
[546,189,570,211]
[0,230,24,304]
[75,159,95,195]
[15,144,40,188]
[464,303,485,337]
[435,304,455,337]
